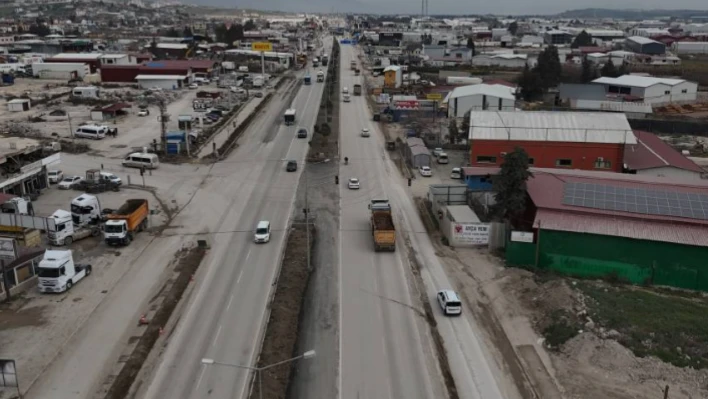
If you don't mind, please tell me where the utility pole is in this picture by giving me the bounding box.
[305,167,310,271]
[158,99,168,153]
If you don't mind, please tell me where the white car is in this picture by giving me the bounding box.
[47,170,63,184]
[230,86,245,94]
[361,128,370,137]
[419,166,432,177]
[432,148,443,157]
[437,290,462,316]
[138,108,149,116]
[348,178,360,189]
[58,175,82,189]
[188,83,199,89]
[450,167,462,179]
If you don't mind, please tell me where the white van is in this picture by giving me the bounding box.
[254,221,271,243]
[74,125,107,140]
[122,152,159,169]
[437,290,462,316]
[342,87,348,94]
[99,171,122,186]
[450,167,462,179]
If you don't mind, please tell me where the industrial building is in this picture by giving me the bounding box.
[45,52,102,72]
[444,84,515,118]
[504,168,708,292]
[467,111,636,172]
[100,60,215,83]
[672,42,708,55]
[592,75,698,105]
[625,36,666,55]
[30,62,91,79]
[543,30,573,45]
[624,130,703,180]
[135,75,187,90]
[0,137,59,195]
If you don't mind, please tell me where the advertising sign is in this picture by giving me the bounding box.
[426,93,442,100]
[452,223,490,245]
[392,100,420,110]
[0,238,16,260]
[511,231,534,243]
[251,42,273,52]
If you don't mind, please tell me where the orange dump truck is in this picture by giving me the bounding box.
[103,199,149,246]
[369,199,396,252]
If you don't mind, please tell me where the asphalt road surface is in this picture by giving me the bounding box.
[337,45,445,399]
[138,39,332,399]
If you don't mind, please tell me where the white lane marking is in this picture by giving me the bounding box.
[212,324,223,347]
[226,294,234,311]
[237,269,244,284]
[195,365,207,389]
[284,79,317,160]
[245,249,251,261]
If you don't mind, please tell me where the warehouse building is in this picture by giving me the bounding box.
[592,75,698,105]
[404,137,431,168]
[505,168,708,292]
[444,84,515,118]
[135,75,187,90]
[625,36,666,55]
[100,60,215,83]
[624,130,703,180]
[467,111,636,172]
[45,53,102,72]
[672,42,708,55]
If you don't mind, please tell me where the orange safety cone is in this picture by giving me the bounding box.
[139,314,148,325]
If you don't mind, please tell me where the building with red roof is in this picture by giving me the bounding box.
[624,130,703,180]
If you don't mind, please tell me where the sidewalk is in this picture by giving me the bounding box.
[195,97,263,158]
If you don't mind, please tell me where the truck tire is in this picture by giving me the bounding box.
[66,280,73,290]
[85,266,92,276]
[141,219,148,231]
[91,228,100,237]
[64,236,73,246]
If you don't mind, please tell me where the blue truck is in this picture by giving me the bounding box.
[304,74,311,85]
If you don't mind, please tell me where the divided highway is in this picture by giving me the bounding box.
[138,39,332,399]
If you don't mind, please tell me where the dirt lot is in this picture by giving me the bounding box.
[250,223,313,399]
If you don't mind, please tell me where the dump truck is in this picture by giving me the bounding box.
[369,199,395,251]
[353,84,362,96]
[104,199,149,246]
[38,250,92,293]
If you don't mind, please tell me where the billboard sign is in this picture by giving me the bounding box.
[251,42,272,52]
[452,223,490,245]
[0,238,16,260]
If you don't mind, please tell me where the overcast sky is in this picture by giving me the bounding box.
[194,0,708,16]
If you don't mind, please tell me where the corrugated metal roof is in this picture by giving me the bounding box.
[445,84,515,102]
[468,111,637,144]
[50,53,102,60]
[624,130,703,173]
[593,74,685,88]
[534,209,708,247]
[410,146,431,156]
[627,36,662,45]
[135,74,187,80]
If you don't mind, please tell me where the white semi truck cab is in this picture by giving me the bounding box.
[48,209,101,246]
[37,250,92,293]
[70,194,101,226]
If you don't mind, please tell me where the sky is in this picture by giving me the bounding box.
[191,0,708,16]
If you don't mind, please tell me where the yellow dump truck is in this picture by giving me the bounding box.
[369,199,395,251]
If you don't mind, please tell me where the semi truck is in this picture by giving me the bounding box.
[304,74,311,85]
[104,199,149,246]
[71,194,102,226]
[48,209,101,246]
[37,250,92,293]
[353,84,362,96]
[316,70,324,82]
[343,93,350,102]
[322,55,329,66]
[369,199,396,251]
[284,108,296,125]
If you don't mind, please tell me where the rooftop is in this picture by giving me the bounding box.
[467,111,637,144]
[444,83,515,103]
[0,137,42,160]
[155,43,189,50]
[593,74,687,88]
[134,75,187,80]
[49,53,102,60]
[627,36,663,45]
[624,130,703,174]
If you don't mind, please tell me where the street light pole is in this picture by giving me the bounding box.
[202,350,315,399]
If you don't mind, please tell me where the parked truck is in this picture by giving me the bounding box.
[37,250,92,293]
[304,74,311,85]
[353,84,362,96]
[316,70,324,82]
[104,199,149,246]
[369,199,396,251]
[48,209,101,246]
[1,197,34,215]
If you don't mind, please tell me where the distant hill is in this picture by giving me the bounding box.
[558,8,708,19]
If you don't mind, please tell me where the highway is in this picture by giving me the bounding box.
[338,44,514,399]
[337,45,445,399]
[138,39,332,399]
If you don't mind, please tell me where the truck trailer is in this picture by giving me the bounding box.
[284,108,296,125]
[104,199,149,246]
[48,209,101,246]
[369,199,396,251]
[353,84,362,96]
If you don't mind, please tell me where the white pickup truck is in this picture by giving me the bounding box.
[37,250,92,293]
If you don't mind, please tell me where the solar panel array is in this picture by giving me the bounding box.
[562,182,708,220]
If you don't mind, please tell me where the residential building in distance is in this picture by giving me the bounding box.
[543,29,572,45]
[467,111,636,172]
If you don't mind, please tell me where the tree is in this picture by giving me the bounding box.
[243,19,256,31]
[535,45,562,90]
[448,118,460,144]
[617,62,629,76]
[571,30,593,49]
[600,58,618,77]
[508,21,518,36]
[165,27,180,37]
[183,26,193,37]
[581,57,598,83]
[518,64,543,101]
[28,24,50,37]
[492,147,533,221]
[461,113,471,140]
[214,23,244,46]
[466,37,476,56]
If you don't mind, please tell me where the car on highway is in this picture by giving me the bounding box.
[205,113,220,122]
[432,148,443,157]
[138,108,149,117]
[207,108,224,116]
[47,170,63,184]
[342,86,349,94]
[348,178,360,189]
[419,166,432,177]
[361,128,370,137]
[437,290,462,316]
[450,167,462,179]
[230,86,245,94]
[188,83,199,89]
[286,160,298,172]
[254,92,264,98]
[58,175,82,190]
[297,128,308,138]
[254,221,271,243]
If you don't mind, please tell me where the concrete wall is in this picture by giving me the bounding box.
[450,94,515,118]
[636,166,702,180]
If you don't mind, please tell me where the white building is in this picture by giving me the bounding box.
[472,54,531,68]
[444,84,516,118]
[135,75,187,90]
[672,42,708,55]
[592,75,698,105]
[629,27,670,37]
[682,23,708,35]
[7,99,31,112]
[99,54,135,66]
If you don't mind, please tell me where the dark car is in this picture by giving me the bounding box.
[254,92,264,98]
[286,160,297,172]
[208,109,224,116]
[205,113,220,121]
[297,128,308,138]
